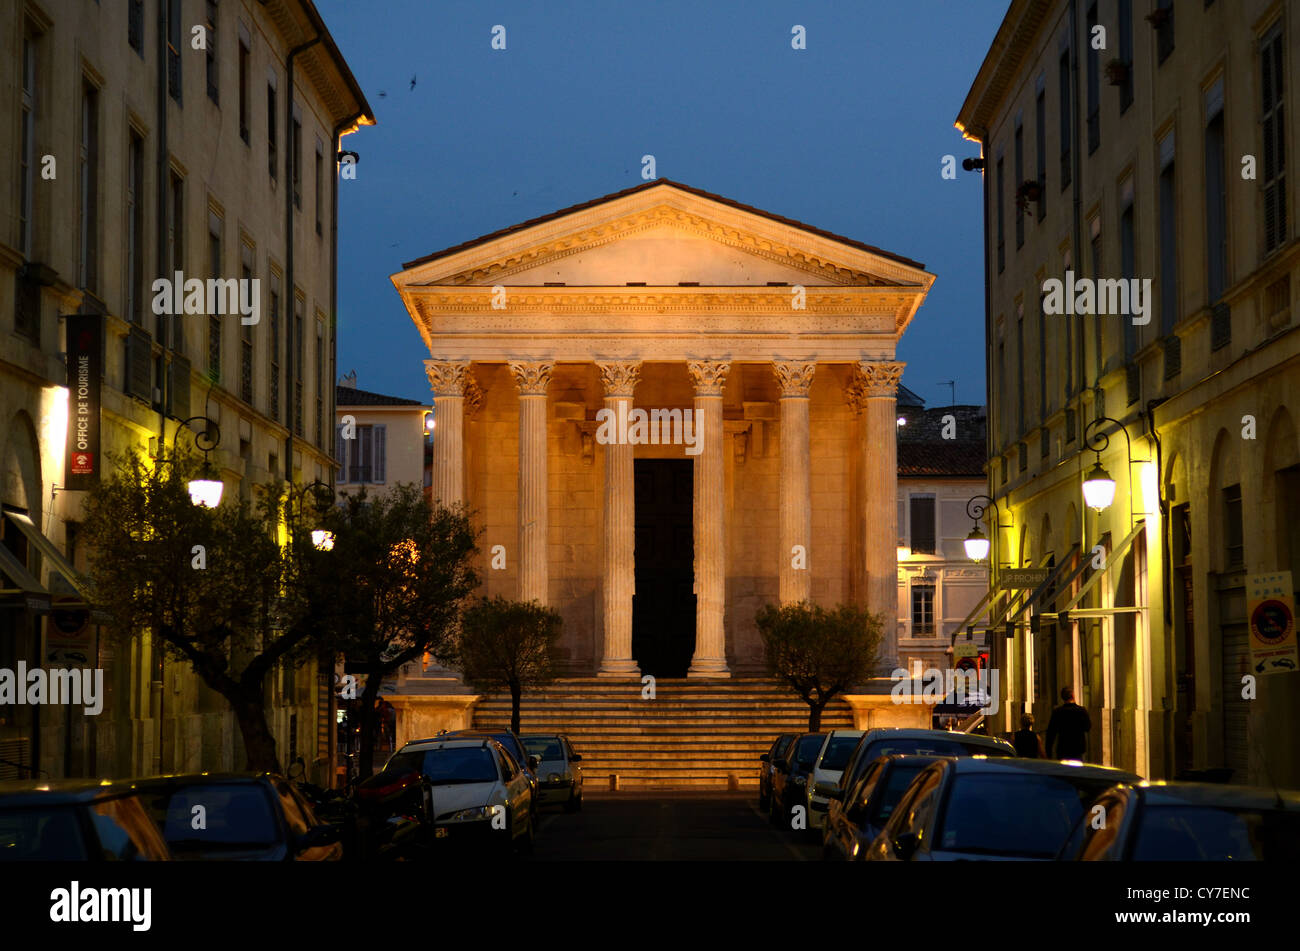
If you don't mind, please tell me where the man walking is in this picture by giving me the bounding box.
[1045,686,1091,760]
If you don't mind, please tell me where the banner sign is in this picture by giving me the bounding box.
[65,314,102,490]
[1247,572,1298,677]
[999,568,1049,589]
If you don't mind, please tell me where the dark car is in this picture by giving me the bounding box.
[1058,781,1300,861]
[130,773,342,861]
[0,779,172,861]
[758,734,796,811]
[864,757,1140,861]
[769,732,824,827]
[821,727,1016,809]
[822,755,945,861]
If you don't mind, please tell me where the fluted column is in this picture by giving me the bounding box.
[687,360,731,678]
[858,360,905,672]
[774,362,815,605]
[425,360,470,506]
[510,361,553,605]
[596,361,641,678]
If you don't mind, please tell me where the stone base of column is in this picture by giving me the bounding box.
[596,658,641,678]
[686,660,731,678]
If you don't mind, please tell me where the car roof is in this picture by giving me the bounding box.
[0,778,147,807]
[400,737,504,753]
[861,728,1014,750]
[939,757,1142,781]
[1133,781,1300,810]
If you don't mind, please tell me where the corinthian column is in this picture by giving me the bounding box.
[510,361,553,605]
[774,362,816,605]
[858,360,905,672]
[686,360,731,678]
[596,361,641,678]
[425,360,470,506]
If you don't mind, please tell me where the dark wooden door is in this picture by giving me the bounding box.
[632,460,695,677]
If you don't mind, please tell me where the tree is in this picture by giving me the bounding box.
[756,601,883,731]
[457,597,563,735]
[81,449,330,772]
[308,484,478,779]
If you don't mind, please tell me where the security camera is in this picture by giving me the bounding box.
[962,157,986,171]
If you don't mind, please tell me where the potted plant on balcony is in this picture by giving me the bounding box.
[1015,179,1043,213]
[1105,58,1130,86]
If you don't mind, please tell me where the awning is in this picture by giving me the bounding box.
[1041,519,1147,621]
[1,511,96,610]
[0,540,49,611]
[1008,543,1082,623]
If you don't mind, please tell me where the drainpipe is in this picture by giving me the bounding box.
[284,31,322,480]
[1069,0,1089,598]
[152,0,171,776]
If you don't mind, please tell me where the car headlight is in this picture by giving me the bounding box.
[547,772,562,783]
[446,806,494,822]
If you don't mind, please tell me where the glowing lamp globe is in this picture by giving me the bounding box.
[1082,461,1116,512]
[311,530,335,551]
[187,478,224,508]
[963,527,991,562]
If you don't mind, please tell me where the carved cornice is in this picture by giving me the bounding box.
[509,361,554,396]
[856,360,906,398]
[425,360,471,397]
[687,360,731,396]
[844,376,869,412]
[597,360,642,398]
[772,361,817,397]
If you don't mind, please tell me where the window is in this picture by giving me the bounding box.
[268,82,278,179]
[1205,82,1228,306]
[996,322,1006,440]
[238,33,250,143]
[291,109,302,209]
[1118,0,1134,112]
[293,295,304,435]
[340,424,387,484]
[165,171,185,351]
[1038,289,1048,416]
[1014,119,1025,249]
[909,495,936,554]
[1058,47,1072,188]
[1121,185,1137,363]
[1035,86,1047,221]
[996,156,1005,273]
[1063,249,1074,395]
[1223,485,1244,569]
[18,29,37,258]
[1017,302,1026,435]
[269,273,281,420]
[205,1,218,104]
[79,81,99,292]
[314,142,323,235]
[240,242,254,404]
[126,130,145,324]
[315,319,324,446]
[1090,216,1103,378]
[1155,0,1175,65]
[207,211,222,380]
[1085,3,1100,153]
[1158,131,1178,333]
[167,0,182,102]
[1261,24,1287,255]
[128,0,144,55]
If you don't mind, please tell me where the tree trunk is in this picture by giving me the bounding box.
[357,672,383,780]
[807,701,825,733]
[510,681,522,736]
[231,693,282,772]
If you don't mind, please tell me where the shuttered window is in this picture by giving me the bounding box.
[1261,24,1287,254]
[909,495,936,555]
[342,424,386,484]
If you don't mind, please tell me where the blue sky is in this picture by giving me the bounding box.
[318,0,1007,406]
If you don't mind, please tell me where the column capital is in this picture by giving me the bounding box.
[844,376,868,412]
[855,360,906,398]
[463,376,484,418]
[686,360,731,396]
[509,361,554,395]
[425,360,471,396]
[772,361,817,398]
[597,360,642,397]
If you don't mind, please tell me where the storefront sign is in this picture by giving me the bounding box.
[65,314,102,490]
[1247,571,1298,677]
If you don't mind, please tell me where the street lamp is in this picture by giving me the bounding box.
[1082,416,1146,525]
[963,525,991,562]
[173,417,223,507]
[311,530,335,551]
[1081,460,1116,512]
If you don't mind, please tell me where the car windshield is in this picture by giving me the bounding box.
[523,737,564,760]
[861,737,1009,760]
[868,765,928,824]
[144,783,279,851]
[408,747,500,784]
[1132,806,1300,861]
[0,806,88,860]
[491,734,527,764]
[794,735,824,766]
[936,773,1118,858]
[819,736,862,772]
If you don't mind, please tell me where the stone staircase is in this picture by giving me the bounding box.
[471,677,856,788]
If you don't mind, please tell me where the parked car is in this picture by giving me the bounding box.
[806,730,865,830]
[769,732,824,827]
[822,754,945,861]
[0,779,172,861]
[522,734,584,811]
[758,734,796,811]
[433,729,542,803]
[384,736,536,854]
[863,757,1140,861]
[1057,781,1300,861]
[131,773,342,861]
[821,727,1016,810]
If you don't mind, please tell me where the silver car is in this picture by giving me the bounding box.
[522,734,584,811]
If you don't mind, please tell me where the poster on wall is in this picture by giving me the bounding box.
[64,314,102,490]
[1247,571,1298,677]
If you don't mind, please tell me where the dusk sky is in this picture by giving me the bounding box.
[318,0,1008,406]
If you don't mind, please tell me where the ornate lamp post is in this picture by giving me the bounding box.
[173,416,223,507]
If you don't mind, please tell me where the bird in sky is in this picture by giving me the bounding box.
[410,74,417,91]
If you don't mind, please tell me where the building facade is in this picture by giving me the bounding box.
[390,180,935,686]
[335,377,431,500]
[958,0,1300,784]
[0,0,372,782]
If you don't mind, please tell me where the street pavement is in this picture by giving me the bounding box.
[526,790,822,861]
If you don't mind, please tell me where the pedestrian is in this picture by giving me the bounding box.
[1045,686,1092,760]
[1013,712,1044,757]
